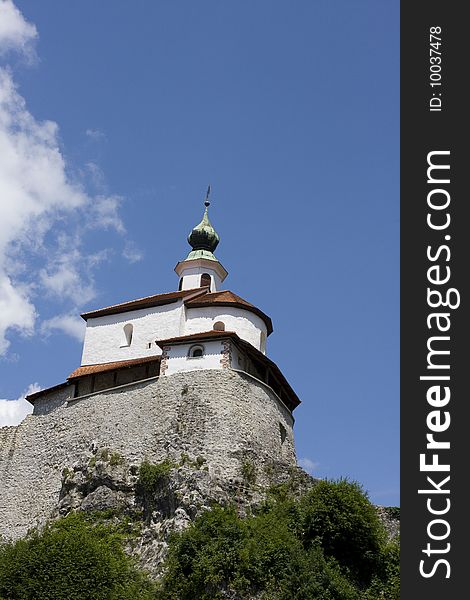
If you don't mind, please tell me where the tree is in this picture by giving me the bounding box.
[0,513,155,600]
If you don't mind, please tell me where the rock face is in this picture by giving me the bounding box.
[50,445,310,576]
[0,368,399,578]
[0,369,297,542]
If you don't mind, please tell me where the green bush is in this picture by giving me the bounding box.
[362,538,400,600]
[0,513,155,600]
[158,504,360,599]
[137,460,174,496]
[0,478,399,600]
[156,478,398,600]
[136,460,175,523]
[301,479,386,585]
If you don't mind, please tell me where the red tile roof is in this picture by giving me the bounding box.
[80,288,209,320]
[80,287,273,336]
[68,355,161,379]
[185,290,273,335]
[27,333,299,411]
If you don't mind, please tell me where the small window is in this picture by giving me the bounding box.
[200,273,211,288]
[121,323,133,347]
[178,278,183,291]
[213,321,225,331]
[260,331,267,353]
[188,344,204,358]
[279,423,287,445]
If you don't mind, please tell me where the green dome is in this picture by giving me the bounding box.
[187,192,220,255]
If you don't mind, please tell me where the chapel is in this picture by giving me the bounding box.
[1,190,302,540]
[27,189,300,416]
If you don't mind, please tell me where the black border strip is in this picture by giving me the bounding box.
[401,2,468,596]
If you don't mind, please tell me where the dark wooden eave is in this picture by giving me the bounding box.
[26,381,71,404]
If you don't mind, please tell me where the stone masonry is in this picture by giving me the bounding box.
[0,369,296,541]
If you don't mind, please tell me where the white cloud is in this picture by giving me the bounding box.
[0,0,37,58]
[123,240,143,264]
[85,128,106,142]
[41,313,85,343]
[38,245,96,304]
[0,276,35,354]
[0,382,39,427]
[0,3,137,357]
[89,195,125,233]
[0,66,89,352]
[85,161,107,190]
[298,457,320,475]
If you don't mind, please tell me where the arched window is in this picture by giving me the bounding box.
[178,278,183,291]
[188,344,204,358]
[122,323,133,347]
[279,423,287,445]
[200,273,211,288]
[213,321,225,331]
[260,331,267,353]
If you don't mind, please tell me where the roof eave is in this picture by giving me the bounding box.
[80,288,209,321]
[174,257,228,280]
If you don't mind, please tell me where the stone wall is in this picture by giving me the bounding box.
[0,369,296,541]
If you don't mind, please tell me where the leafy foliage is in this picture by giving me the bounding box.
[157,478,399,599]
[302,479,386,585]
[137,460,174,496]
[0,513,155,600]
[136,460,176,523]
[0,478,399,600]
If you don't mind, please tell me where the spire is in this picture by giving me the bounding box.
[186,186,220,260]
[175,186,228,289]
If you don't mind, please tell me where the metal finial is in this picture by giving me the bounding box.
[204,184,211,207]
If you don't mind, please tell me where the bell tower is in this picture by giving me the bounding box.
[174,186,228,292]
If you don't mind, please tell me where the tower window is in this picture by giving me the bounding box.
[200,273,211,288]
[188,344,204,358]
[178,278,183,291]
[121,323,133,347]
[260,331,267,353]
[279,423,287,445]
[213,321,225,331]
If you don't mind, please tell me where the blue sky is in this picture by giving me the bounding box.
[0,1,399,506]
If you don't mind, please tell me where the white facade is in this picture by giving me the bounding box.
[185,306,267,353]
[81,298,268,365]
[163,340,224,376]
[177,266,221,292]
[175,257,227,292]
[81,302,183,365]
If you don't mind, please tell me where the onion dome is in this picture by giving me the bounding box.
[185,186,220,261]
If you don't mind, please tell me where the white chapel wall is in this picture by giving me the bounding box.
[184,306,267,351]
[163,340,224,375]
[81,302,184,365]
[179,265,223,291]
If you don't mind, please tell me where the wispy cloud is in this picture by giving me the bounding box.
[0,0,37,59]
[88,195,125,233]
[123,240,143,264]
[0,382,39,426]
[41,312,85,343]
[0,2,136,357]
[85,128,106,142]
[298,457,320,475]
